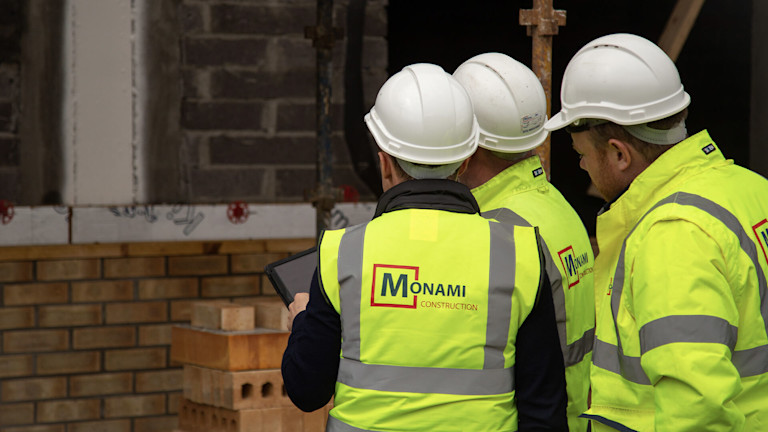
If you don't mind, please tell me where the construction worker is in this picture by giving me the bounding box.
[545,33,768,431]
[282,63,568,431]
[453,52,595,432]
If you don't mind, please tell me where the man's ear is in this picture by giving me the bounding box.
[457,158,471,177]
[378,151,396,191]
[607,138,633,172]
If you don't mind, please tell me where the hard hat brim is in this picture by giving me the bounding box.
[543,111,570,132]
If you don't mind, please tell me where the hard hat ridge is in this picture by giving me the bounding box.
[453,52,548,153]
[545,33,691,132]
[364,63,479,165]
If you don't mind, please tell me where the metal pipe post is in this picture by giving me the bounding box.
[306,0,342,238]
[520,0,566,179]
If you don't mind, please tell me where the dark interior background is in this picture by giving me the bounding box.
[387,0,751,235]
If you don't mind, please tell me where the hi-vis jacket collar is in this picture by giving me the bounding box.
[600,130,726,217]
[471,155,548,206]
[373,179,480,218]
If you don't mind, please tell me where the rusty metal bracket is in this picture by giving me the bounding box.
[305,187,345,211]
[519,7,566,36]
[304,25,345,49]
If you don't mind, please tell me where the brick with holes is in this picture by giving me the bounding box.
[183,365,292,410]
[177,398,331,432]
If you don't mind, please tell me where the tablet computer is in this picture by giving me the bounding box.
[264,246,317,307]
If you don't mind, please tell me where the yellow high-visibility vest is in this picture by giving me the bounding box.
[473,155,595,432]
[586,131,768,431]
[319,206,543,431]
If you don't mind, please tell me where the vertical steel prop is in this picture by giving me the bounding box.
[306,0,343,239]
[520,1,566,179]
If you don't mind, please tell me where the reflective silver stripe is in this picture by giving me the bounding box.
[337,223,368,361]
[640,315,738,355]
[733,344,768,377]
[483,207,593,367]
[482,207,530,227]
[485,221,516,369]
[326,416,371,432]
[566,327,595,367]
[596,191,768,383]
[539,234,570,364]
[337,358,514,395]
[593,338,649,385]
[595,332,767,383]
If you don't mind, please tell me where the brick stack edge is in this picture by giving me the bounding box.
[0,238,315,432]
[171,298,332,432]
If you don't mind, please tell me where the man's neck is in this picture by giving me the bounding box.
[460,148,531,189]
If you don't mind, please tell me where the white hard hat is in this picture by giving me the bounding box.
[545,33,691,131]
[453,52,547,153]
[365,63,478,165]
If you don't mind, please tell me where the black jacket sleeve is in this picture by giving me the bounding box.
[281,269,341,412]
[515,274,569,431]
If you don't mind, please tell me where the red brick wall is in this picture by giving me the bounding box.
[0,238,313,432]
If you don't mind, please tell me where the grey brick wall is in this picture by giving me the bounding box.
[179,0,388,203]
[6,0,387,206]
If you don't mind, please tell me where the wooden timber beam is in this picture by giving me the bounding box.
[658,0,706,61]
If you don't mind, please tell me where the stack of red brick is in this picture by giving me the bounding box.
[171,298,331,432]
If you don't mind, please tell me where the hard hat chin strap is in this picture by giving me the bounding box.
[622,121,687,146]
[396,158,463,180]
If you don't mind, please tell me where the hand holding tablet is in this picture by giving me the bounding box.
[264,246,317,308]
